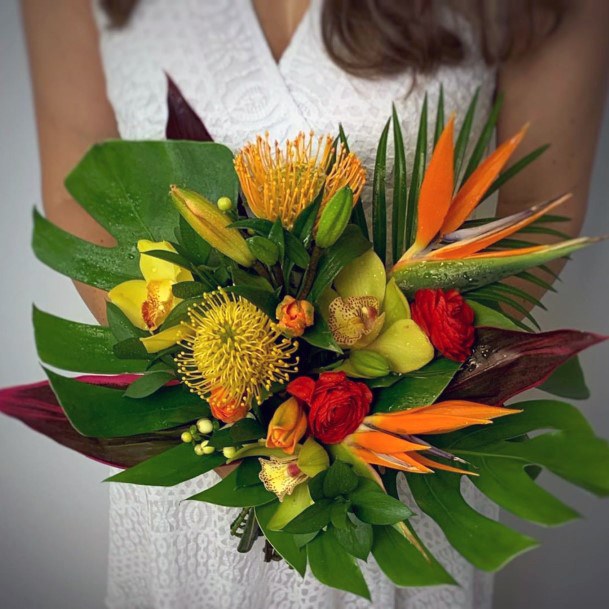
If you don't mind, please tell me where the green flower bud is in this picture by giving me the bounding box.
[315,186,353,249]
[170,186,254,267]
[196,418,213,434]
[181,431,193,443]
[202,445,216,455]
[194,444,205,456]
[349,349,391,378]
[247,235,279,266]
[217,196,233,211]
[222,446,237,459]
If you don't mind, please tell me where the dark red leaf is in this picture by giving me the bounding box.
[441,327,606,405]
[0,376,177,468]
[165,75,213,142]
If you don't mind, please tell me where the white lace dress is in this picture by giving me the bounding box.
[94,1,498,607]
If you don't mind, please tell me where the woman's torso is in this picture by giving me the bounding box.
[95,1,497,608]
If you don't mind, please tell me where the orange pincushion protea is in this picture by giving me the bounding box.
[234,132,366,229]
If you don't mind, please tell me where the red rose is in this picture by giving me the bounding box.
[287,372,372,444]
[410,288,475,363]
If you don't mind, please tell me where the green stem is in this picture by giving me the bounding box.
[252,260,273,285]
[230,507,250,536]
[237,509,261,553]
[297,245,322,300]
[271,262,285,291]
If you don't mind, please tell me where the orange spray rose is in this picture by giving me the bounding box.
[275,296,314,337]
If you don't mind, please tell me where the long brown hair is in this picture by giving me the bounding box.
[100,0,566,78]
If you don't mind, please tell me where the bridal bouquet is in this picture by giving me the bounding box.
[2,80,608,598]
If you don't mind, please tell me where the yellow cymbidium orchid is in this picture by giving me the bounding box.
[108,240,192,351]
[322,249,434,376]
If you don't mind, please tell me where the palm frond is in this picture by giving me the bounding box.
[391,105,408,262]
[454,88,480,183]
[404,95,428,252]
[460,93,504,187]
[372,118,391,263]
[433,85,445,148]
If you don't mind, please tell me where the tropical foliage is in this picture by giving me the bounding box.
[1,80,607,599]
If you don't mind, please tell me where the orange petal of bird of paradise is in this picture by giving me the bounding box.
[405,452,477,475]
[426,194,570,262]
[350,446,435,473]
[440,124,529,236]
[365,400,521,436]
[349,431,429,454]
[405,117,455,256]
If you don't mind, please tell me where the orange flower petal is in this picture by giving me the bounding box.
[405,117,455,256]
[440,124,528,236]
[348,431,429,454]
[351,446,433,473]
[366,401,520,435]
[427,194,569,261]
[407,452,478,476]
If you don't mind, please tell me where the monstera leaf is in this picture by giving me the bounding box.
[33,140,237,290]
[408,399,609,571]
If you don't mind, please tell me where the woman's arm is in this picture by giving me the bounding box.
[496,0,609,302]
[22,0,119,323]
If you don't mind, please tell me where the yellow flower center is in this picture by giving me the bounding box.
[258,456,308,502]
[141,280,175,331]
[175,289,299,408]
[234,132,366,229]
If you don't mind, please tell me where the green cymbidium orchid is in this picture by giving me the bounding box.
[321,250,434,377]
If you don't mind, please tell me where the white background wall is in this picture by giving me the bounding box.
[0,1,607,607]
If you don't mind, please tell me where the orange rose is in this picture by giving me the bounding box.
[275,296,314,337]
[266,397,308,455]
[208,386,249,424]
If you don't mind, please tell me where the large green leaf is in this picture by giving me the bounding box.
[106,443,224,486]
[256,501,307,576]
[372,525,456,587]
[32,210,138,289]
[328,518,373,560]
[33,306,147,374]
[307,530,371,599]
[468,455,580,526]
[467,300,520,330]
[408,471,538,571]
[46,369,208,437]
[539,356,590,400]
[372,359,461,413]
[188,462,275,507]
[33,141,237,290]
[424,400,609,550]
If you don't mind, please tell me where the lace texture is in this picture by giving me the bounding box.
[95,1,498,607]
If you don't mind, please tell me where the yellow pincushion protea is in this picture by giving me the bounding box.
[234,132,366,229]
[175,289,299,410]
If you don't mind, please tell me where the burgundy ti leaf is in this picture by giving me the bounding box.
[0,376,178,469]
[166,75,213,142]
[442,327,606,405]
